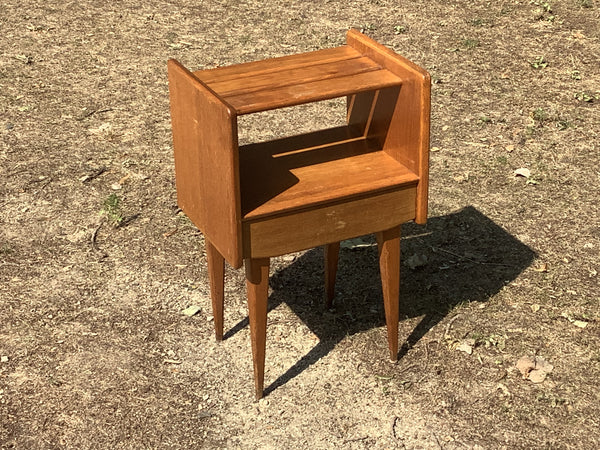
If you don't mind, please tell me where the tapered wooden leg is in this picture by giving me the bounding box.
[324,242,340,308]
[376,226,401,362]
[206,239,225,341]
[245,257,270,400]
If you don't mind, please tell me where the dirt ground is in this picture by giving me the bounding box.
[1,0,599,448]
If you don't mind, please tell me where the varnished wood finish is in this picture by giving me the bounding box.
[240,137,419,220]
[167,60,243,268]
[206,239,225,341]
[168,30,430,398]
[347,89,378,136]
[376,226,401,361]
[245,258,270,400]
[195,46,404,115]
[196,46,360,84]
[346,29,431,224]
[324,242,341,308]
[242,186,416,259]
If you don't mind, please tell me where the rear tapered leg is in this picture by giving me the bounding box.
[324,242,341,308]
[376,226,401,361]
[245,257,270,400]
[206,239,225,341]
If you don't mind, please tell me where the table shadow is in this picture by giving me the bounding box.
[224,206,536,396]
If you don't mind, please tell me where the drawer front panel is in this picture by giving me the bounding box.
[243,186,416,258]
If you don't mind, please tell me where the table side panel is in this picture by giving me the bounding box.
[168,59,243,268]
[346,29,430,224]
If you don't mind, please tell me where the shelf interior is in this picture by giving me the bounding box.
[240,126,419,220]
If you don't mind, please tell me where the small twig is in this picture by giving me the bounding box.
[432,432,443,449]
[163,227,179,238]
[390,416,399,440]
[163,359,182,365]
[343,436,369,444]
[431,246,511,267]
[91,221,103,250]
[80,166,107,183]
[398,364,416,374]
[77,107,113,120]
[0,261,20,266]
[32,178,52,195]
[444,314,462,339]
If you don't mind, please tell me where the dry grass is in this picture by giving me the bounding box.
[1,0,599,448]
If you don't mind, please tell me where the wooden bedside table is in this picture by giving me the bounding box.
[168,29,430,399]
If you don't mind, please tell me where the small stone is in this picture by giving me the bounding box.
[182,305,202,317]
[514,168,531,178]
[1,356,9,363]
[405,253,428,270]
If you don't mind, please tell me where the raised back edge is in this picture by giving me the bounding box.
[346,29,430,224]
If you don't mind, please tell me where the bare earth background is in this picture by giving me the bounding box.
[1,0,599,448]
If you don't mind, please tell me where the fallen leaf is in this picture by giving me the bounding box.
[530,304,541,312]
[456,341,473,355]
[561,312,589,328]
[14,54,33,64]
[405,253,428,270]
[0,356,8,363]
[118,173,131,185]
[514,168,531,178]
[533,263,548,272]
[516,356,535,376]
[182,305,202,317]
[340,237,374,249]
[528,369,547,383]
[497,383,511,396]
[516,355,553,383]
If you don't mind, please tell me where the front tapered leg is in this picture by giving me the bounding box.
[324,242,341,308]
[376,226,401,362]
[245,257,270,400]
[206,239,225,341]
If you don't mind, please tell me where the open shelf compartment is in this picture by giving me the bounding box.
[239,125,419,220]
